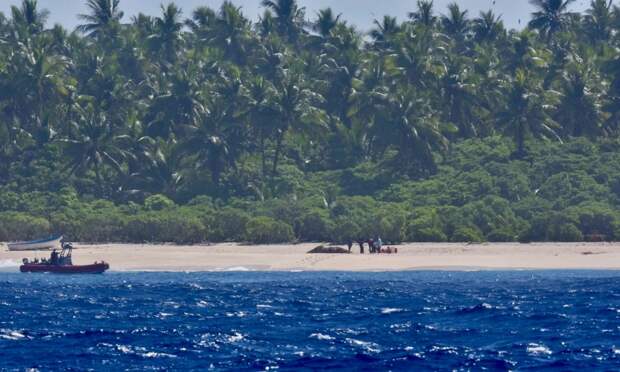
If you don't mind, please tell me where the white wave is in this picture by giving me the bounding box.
[225,311,247,318]
[527,343,552,355]
[116,345,133,354]
[114,344,176,358]
[381,308,404,314]
[429,345,458,354]
[224,266,252,272]
[227,332,244,343]
[197,300,209,308]
[141,351,177,358]
[309,333,335,341]
[613,348,620,355]
[0,329,26,340]
[257,304,273,309]
[0,259,20,268]
[346,338,380,353]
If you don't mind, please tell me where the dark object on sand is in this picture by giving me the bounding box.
[379,247,398,254]
[20,242,110,274]
[584,234,607,242]
[308,245,351,254]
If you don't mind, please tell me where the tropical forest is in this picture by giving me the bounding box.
[1,0,620,244]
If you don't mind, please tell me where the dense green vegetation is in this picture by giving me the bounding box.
[1,0,620,243]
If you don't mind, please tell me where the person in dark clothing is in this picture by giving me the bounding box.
[357,240,365,254]
[368,239,375,254]
[346,240,353,253]
[50,250,58,265]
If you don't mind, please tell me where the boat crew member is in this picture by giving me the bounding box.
[51,250,59,265]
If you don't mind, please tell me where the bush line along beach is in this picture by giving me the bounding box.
[2,1,620,244]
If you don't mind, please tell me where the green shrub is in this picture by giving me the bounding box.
[376,211,407,243]
[144,194,175,211]
[409,227,447,242]
[406,208,447,242]
[209,208,250,242]
[487,228,517,242]
[245,217,294,244]
[0,212,51,241]
[565,203,620,240]
[126,212,206,244]
[451,226,484,242]
[547,223,583,242]
[297,209,332,241]
[330,217,362,243]
[0,191,20,211]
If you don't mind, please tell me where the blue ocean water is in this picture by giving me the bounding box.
[1,271,619,371]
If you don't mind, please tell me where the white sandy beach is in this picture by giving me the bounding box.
[2,242,620,272]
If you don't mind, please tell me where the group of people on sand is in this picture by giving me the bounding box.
[346,237,397,254]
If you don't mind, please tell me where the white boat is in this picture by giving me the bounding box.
[7,235,63,251]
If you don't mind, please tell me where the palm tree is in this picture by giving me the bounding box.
[472,10,505,44]
[409,1,437,29]
[182,69,250,185]
[185,6,216,35]
[313,8,341,38]
[270,70,325,175]
[77,0,123,41]
[370,87,447,174]
[248,76,278,177]
[319,24,362,126]
[261,0,306,44]
[555,63,605,137]
[441,2,470,43]
[498,69,561,157]
[440,56,482,138]
[10,0,49,37]
[128,139,185,199]
[602,55,620,132]
[505,30,548,74]
[2,38,72,145]
[209,2,253,65]
[583,0,613,46]
[394,26,444,90]
[144,67,205,139]
[149,3,184,64]
[370,16,400,50]
[528,0,576,41]
[257,10,277,38]
[60,101,127,196]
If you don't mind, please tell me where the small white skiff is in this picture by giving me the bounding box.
[7,235,63,251]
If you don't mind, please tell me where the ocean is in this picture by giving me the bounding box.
[0,271,619,370]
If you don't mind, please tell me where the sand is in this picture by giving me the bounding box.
[1,242,620,272]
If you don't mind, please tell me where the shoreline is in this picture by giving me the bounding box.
[2,242,620,272]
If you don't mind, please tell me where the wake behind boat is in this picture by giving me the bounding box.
[7,235,63,251]
[20,242,109,274]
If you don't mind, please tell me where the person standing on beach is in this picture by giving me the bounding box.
[377,237,383,253]
[368,238,375,254]
[347,240,353,253]
[357,240,364,254]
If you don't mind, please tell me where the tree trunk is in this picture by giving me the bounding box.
[516,121,526,157]
[95,163,104,197]
[260,132,266,178]
[272,131,284,176]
